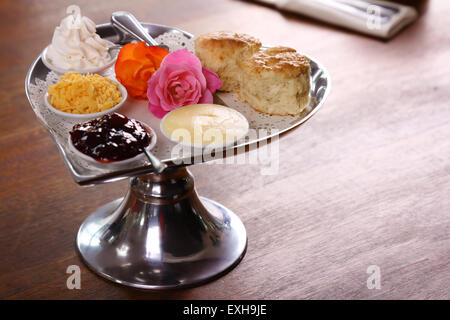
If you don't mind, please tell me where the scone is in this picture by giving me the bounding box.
[195,31,261,92]
[239,47,310,116]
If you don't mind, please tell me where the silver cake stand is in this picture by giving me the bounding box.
[25,22,330,289]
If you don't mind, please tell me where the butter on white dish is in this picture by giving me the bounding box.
[160,104,249,148]
[42,5,116,74]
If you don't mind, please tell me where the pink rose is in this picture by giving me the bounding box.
[147,48,222,118]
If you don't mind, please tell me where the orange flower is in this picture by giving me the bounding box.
[115,42,169,99]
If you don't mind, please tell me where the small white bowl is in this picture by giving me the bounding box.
[68,122,157,166]
[160,104,249,149]
[45,79,127,120]
[41,40,118,75]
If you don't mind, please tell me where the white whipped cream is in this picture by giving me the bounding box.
[47,7,111,70]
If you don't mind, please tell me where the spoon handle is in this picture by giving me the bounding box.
[111,11,165,48]
[142,147,168,174]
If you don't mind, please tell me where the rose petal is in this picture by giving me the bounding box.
[184,81,200,102]
[166,67,189,79]
[189,67,207,90]
[174,86,184,96]
[198,89,214,104]
[171,64,207,90]
[160,99,175,111]
[148,101,168,119]
[147,72,161,105]
[202,67,222,93]
[159,65,190,90]
[161,48,202,70]
[157,64,170,88]
[155,83,165,101]
[158,64,184,88]
[162,85,176,109]
[180,80,190,90]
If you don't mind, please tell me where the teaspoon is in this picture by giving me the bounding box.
[111,11,169,51]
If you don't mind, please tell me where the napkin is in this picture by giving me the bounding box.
[255,0,418,39]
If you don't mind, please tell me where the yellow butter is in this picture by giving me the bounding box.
[161,104,249,147]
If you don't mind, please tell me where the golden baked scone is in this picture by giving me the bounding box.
[239,46,311,116]
[195,31,261,92]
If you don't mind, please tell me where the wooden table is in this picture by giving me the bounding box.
[1,0,449,299]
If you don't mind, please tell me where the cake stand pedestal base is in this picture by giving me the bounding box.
[76,166,247,290]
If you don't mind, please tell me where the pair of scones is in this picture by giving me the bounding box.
[195,31,310,116]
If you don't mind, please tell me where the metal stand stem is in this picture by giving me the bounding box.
[76,166,247,289]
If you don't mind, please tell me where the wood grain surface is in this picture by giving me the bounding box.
[1,0,449,299]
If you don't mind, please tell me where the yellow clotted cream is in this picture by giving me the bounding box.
[161,104,249,147]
